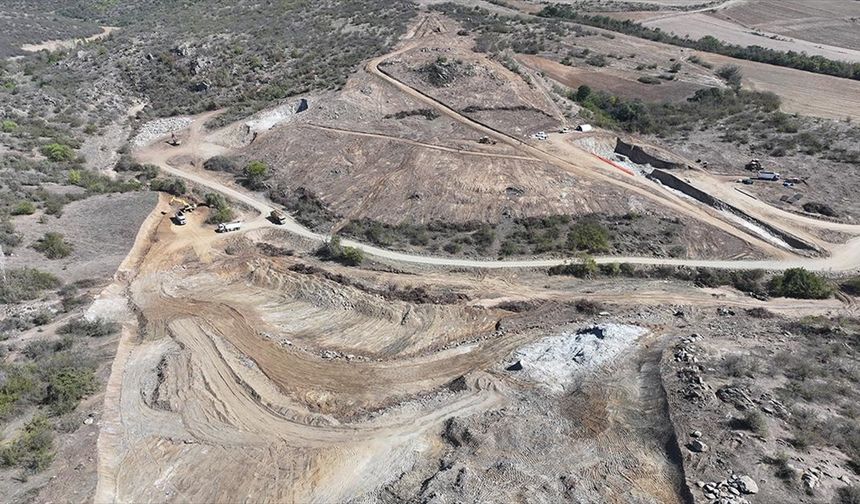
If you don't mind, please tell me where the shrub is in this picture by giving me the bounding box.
[1,119,17,133]
[150,177,187,196]
[734,410,769,437]
[203,155,240,173]
[317,236,364,266]
[58,318,119,338]
[548,254,598,278]
[717,65,743,88]
[841,277,860,296]
[40,143,75,162]
[44,368,97,415]
[574,298,604,314]
[11,201,36,215]
[599,262,621,277]
[769,268,833,299]
[32,232,73,259]
[0,220,22,249]
[0,268,61,304]
[836,486,860,504]
[0,415,54,473]
[637,75,661,85]
[203,192,234,224]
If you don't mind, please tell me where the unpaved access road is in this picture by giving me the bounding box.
[146,120,860,273]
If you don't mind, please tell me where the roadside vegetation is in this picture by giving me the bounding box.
[339,213,686,259]
[317,236,364,267]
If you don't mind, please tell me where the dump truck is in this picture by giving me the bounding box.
[269,209,288,225]
[758,171,780,181]
[217,221,242,233]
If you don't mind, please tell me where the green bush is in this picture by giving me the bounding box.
[0,415,54,473]
[317,236,364,266]
[32,232,73,259]
[203,192,234,224]
[44,369,97,415]
[1,119,17,133]
[11,201,36,215]
[242,160,269,190]
[548,255,598,278]
[567,221,609,253]
[40,143,75,162]
[769,268,833,299]
[0,268,61,303]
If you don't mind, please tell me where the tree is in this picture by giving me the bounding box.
[575,85,592,102]
[243,160,269,190]
[567,221,609,253]
[768,268,833,299]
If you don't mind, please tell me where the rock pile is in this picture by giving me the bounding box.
[696,473,758,504]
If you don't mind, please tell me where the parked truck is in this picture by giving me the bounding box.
[757,170,780,181]
[217,221,242,233]
[269,209,288,225]
[174,212,187,226]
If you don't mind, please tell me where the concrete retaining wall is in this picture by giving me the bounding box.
[647,169,819,253]
[615,138,685,170]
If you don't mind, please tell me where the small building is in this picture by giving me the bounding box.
[576,124,593,132]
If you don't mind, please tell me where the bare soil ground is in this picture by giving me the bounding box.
[519,54,706,103]
[714,0,860,52]
[94,206,852,503]
[6,191,158,283]
[642,12,860,64]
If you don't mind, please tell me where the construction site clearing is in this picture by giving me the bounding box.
[1,5,859,504]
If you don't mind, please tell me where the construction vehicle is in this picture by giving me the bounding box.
[269,209,288,225]
[745,158,762,171]
[758,170,781,181]
[217,221,242,233]
[167,133,182,147]
[169,196,197,212]
[174,212,187,226]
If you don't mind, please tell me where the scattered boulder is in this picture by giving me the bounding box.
[506,360,523,372]
[736,475,758,494]
[688,439,709,453]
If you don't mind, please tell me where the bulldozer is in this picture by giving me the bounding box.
[167,133,182,147]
